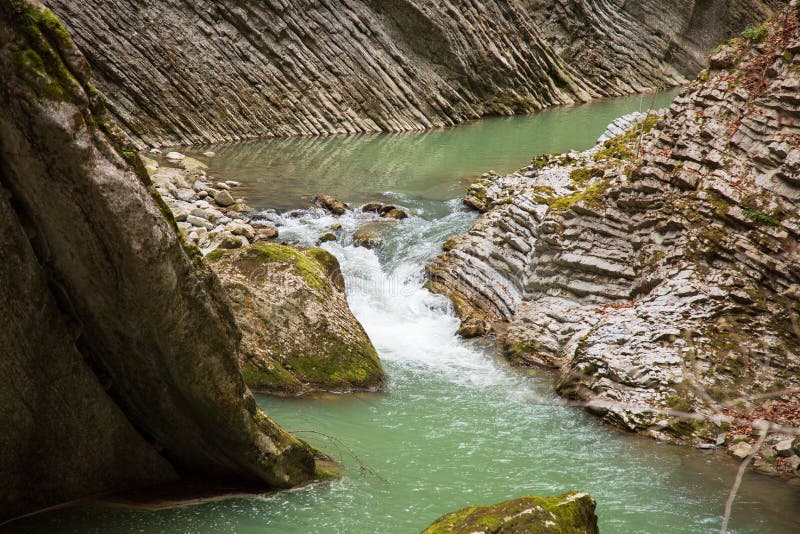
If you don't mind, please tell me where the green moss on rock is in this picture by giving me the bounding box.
[422,493,599,534]
[212,244,385,395]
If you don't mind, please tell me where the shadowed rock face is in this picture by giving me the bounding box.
[42,0,775,147]
[0,1,316,521]
[429,7,800,469]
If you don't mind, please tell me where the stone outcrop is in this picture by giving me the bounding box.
[429,8,800,474]
[0,1,318,521]
[209,244,385,396]
[41,0,775,147]
[421,493,599,534]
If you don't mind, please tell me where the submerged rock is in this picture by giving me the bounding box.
[422,493,599,534]
[209,244,385,395]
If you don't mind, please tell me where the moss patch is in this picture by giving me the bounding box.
[594,114,660,162]
[244,243,330,293]
[546,179,610,213]
[422,493,598,534]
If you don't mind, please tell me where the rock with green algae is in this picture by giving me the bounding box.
[422,493,599,534]
[209,243,385,395]
[0,1,318,521]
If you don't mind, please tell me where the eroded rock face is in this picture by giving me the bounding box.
[422,493,599,534]
[0,1,316,520]
[41,0,774,147]
[429,8,800,472]
[210,244,385,396]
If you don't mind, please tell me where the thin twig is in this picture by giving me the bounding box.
[720,423,769,534]
[289,429,387,483]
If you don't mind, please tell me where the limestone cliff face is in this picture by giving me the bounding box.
[41,0,774,147]
[0,1,316,521]
[429,7,800,472]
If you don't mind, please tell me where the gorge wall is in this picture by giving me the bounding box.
[0,1,318,521]
[429,6,800,473]
[42,0,777,148]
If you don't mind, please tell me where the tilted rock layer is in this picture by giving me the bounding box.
[210,244,385,396]
[42,0,775,147]
[429,8,800,474]
[0,1,317,521]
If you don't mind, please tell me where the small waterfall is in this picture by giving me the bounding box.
[271,200,517,389]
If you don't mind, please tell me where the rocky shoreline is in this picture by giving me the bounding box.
[428,10,800,479]
[144,151,388,396]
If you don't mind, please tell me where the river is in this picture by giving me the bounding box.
[9,91,800,533]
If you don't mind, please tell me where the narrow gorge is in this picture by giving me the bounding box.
[1,0,798,532]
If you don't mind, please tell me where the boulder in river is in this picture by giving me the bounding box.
[209,244,385,395]
[316,194,348,215]
[360,201,383,212]
[422,493,599,533]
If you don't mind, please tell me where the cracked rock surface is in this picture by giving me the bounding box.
[429,9,800,475]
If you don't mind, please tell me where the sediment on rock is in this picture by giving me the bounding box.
[41,0,775,147]
[0,2,318,521]
[429,8,800,475]
[209,243,385,396]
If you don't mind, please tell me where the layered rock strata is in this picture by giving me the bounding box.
[429,9,800,474]
[42,0,775,147]
[0,2,318,521]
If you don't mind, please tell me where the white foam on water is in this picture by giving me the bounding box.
[271,202,517,389]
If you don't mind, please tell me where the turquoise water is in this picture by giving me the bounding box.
[8,90,800,533]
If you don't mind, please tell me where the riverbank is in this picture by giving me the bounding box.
[429,10,800,480]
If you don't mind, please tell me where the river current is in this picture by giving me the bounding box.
[10,91,800,533]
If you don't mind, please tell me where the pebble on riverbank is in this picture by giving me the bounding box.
[144,152,270,253]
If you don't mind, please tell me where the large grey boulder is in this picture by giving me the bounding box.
[0,2,317,521]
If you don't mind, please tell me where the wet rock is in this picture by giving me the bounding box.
[316,195,348,215]
[210,244,384,395]
[361,201,383,212]
[378,205,396,216]
[165,151,185,161]
[318,232,337,243]
[422,493,599,534]
[353,223,389,249]
[382,208,408,220]
[214,189,235,207]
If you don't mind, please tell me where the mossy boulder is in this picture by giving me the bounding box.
[211,243,385,395]
[422,493,599,534]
